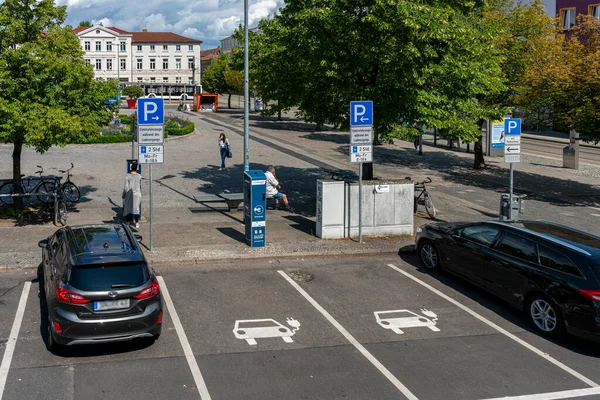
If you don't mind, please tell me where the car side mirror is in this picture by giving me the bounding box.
[134,234,143,243]
[38,239,49,249]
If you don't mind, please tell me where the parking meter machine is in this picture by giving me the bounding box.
[243,170,267,247]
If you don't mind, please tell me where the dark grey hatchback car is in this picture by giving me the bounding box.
[39,223,162,351]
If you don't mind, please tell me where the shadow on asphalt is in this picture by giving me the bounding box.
[326,144,600,207]
[283,214,316,236]
[216,227,246,243]
[181,163,325,217]
[396,251,600,357]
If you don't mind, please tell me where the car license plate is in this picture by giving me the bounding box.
[94,299,130,311]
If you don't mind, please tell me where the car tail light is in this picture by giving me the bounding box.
[53,321,63,334]
[579,290,600,302]
[56,284,89,304]
[156,311,163,324]
[134,278,160,300]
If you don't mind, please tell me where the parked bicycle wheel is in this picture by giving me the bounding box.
[36,182,56,205]
[0,182,15,205]
[57,200,67,226]
[62,182,81,203]
[424,193,436,219]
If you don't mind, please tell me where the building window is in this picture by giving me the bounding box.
[590,5,600,20]
[120,58,126,70]
[120,42,126,51]
[95,59,102,70]
[176,44,181,51]
[175,58,181,69]
[95,41,101,51]
[560,8,576,29]
[106,59,112,70]
[188,45,193,51]
[163,44,168,51]
[188,58,194,69]
[175,76,182,83]
[163,77,169,83]
[84,59,90,66]
[188,76,193,85]
[150,45,155,52]
[137,44,142,52]
[84,41,90,51]
[150,77,156,83]
[137,77,143,83]
[137,59,143,70]
[107,42,112,51]
[163,59,169,69]
[150,58,156,70]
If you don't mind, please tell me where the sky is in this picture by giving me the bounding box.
[56,0,285,49]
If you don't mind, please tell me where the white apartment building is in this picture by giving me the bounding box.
[75,25,202,87]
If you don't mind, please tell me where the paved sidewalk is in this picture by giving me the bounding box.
[1,102,599,271]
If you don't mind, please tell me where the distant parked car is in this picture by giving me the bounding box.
[38,223,162,351]
[415,220,600,342]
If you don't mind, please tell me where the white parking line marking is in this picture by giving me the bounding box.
[157,276,212,400]
[278,270,419,400]
[387,264,599,388]
[0,282,31,400]
[481,386,600,400]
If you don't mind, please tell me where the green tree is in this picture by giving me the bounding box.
[201,53,242,108]
[246,0,506,177]
[78,21,92,27]
[0,0,118,208]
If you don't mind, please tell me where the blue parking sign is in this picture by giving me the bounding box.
[350,101,373,126]
[504,118,521,136]
[137,98,164,125]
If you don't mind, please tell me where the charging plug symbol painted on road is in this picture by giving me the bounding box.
[233,318,301,346]
[374,309,440,335]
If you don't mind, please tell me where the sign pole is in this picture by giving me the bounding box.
[243,0,250,171]
[149,164,153,251]
[358,162,363,243]
[509,163,514,220]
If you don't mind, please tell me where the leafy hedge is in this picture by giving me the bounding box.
[166,122,194,136]
[118,114,133,125]
[85,134,132,144]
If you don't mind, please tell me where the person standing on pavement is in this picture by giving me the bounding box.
[122,163,142,229]
[218,133,230,171]
[265,166,293,211]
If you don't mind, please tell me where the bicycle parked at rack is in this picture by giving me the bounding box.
[55,163,80,204]
[0,166,58,206]
[408,176,436,219]
[53,182,68,226]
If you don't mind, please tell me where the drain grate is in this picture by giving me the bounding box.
[288,271,314,282]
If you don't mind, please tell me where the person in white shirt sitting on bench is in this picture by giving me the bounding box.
[265,166,292,211]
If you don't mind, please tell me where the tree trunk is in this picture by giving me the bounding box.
[433,128,437,146]
[228,93,232,109]
[474,135,485,169]
[363,162,374,180]
[12,141,24,209]
[278,109,282,121]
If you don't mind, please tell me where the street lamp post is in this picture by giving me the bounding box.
[243,0,250,171]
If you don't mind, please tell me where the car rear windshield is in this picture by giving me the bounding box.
[68,263,149,291]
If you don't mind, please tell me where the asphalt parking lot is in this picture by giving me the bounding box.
[2,254,600,400]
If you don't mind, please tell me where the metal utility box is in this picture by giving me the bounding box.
[499,194,525,221]
[243,170,267,247]
[316,180,345,239]
[126,159,141,175]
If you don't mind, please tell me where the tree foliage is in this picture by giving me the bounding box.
[123,85,145,99]
[78,21,92,27]
[515,15,600,137]
[0,0,118,207]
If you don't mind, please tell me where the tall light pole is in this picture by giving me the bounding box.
[243,0,250,171]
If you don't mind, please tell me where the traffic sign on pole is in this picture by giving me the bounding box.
[138,125,164,144]
[138,145,164,164]
[349,101,373,127]
[137,98,165,125]
[503,118,521,164]
[350,126,373,144]
[350,145,372,163]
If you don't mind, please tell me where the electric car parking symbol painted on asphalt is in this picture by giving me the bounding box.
[233,318,301,345]
[374,309,440,334]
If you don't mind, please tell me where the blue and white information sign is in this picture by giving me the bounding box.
[350,101,373,127]
[137,98,165,125]
[503,118,521,163]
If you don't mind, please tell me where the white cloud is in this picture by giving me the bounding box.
[61,0,285,48]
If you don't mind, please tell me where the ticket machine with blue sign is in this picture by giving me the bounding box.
[244,170,267,247]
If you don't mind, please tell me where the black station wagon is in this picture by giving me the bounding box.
[415,220,600,342]
[39,223,162,350]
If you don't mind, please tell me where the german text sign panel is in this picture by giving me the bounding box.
[138,125,164,144]
[138,145,164,164]
[350,144,372,163]
[351,126,373,144]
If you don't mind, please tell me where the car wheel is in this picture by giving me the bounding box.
[526,294,564,338]
[418,240,440,271]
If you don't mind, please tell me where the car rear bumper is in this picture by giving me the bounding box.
[51,300,162,346]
